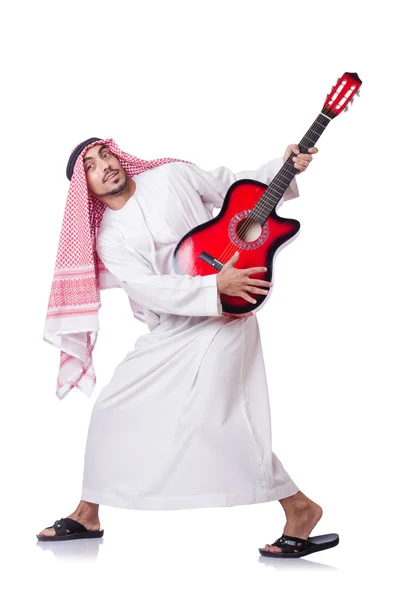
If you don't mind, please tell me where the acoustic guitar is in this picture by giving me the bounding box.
[173,72,362,315]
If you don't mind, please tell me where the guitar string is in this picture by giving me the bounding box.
[217,107,332,266]
[216,105,333,269]
[219,106,333,263]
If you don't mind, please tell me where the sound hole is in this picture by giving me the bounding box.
[236,217,262,242]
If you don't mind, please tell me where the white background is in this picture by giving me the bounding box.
[1,0,396,596]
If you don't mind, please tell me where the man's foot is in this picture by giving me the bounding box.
[263,492,323,554]
[38,500,100,538]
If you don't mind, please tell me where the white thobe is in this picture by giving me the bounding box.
[81,157,300,510]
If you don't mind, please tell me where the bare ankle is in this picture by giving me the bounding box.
[72,500,99,519]
[78,500,98,509]
[279,491,318,515]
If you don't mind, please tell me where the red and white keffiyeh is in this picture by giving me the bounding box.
[43,137,192,400]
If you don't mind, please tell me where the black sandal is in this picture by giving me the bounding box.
[36,517,104,542]
[258,532,339,558]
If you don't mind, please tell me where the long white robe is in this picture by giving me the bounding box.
[81,157,301,510]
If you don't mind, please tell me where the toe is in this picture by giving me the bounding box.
[39,527,56,537]
[265,544,282,553]
[38,526,71,536]
[263,544,299,553]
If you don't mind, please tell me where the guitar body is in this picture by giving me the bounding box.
[173,179,300,315]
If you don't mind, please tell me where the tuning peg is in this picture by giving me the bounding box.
[356,89,360,97]
[351,97,355,105]
[343,105,349,112]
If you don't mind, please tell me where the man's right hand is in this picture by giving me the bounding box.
[216,251,272,305]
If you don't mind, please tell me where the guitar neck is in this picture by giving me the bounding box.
[255,112,332,223]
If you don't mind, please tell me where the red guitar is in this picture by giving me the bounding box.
[173,72,362,316]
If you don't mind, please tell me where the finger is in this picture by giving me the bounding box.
[292,158,310,171]
[247,282,272,290]
[247,279,272,289]
[247,278,272,286]
[288,145,299,160]
[284,144,300,163]
[241,292,257,304]
[296,153,313,162]
[292,156,311,166]
[308,147,319,153]
[245,267,267,274]
[246,286,270,295]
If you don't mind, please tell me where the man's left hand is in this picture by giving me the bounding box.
[283,144,318,173]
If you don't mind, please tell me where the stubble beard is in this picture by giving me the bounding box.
[96,173,129,198]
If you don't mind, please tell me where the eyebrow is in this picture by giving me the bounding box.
[83,144,107,163]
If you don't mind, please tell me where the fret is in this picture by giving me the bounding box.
[253,113,330,226]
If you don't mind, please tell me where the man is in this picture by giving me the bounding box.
[38,137,338,558]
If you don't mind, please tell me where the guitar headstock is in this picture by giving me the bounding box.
[323,72,362,118]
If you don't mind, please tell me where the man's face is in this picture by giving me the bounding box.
[83,143,128,198]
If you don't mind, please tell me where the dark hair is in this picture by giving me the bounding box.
[66,137,102,180]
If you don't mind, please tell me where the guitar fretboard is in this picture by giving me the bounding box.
[253,112,332,225]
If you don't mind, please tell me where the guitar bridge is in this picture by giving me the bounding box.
[199,251,224,272]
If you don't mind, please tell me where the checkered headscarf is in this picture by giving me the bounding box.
[43,137,192,400]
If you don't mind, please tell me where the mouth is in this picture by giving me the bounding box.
[105,171,118,182]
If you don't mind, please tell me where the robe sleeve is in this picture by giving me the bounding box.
[176,156,299,213]
[96,238,223,318]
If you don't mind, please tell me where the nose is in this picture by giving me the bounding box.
[102,160,113,179]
